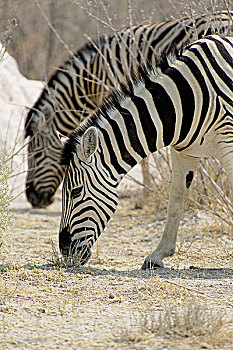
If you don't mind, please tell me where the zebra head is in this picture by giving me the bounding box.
[25,105,65,208]
[59,126,119,265]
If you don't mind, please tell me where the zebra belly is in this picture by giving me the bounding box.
[173,130,218,159]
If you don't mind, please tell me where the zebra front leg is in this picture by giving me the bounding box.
[135,158,151,209]
[142,148,200,269]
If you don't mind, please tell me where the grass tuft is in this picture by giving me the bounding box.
[114,302,228,345]
[48,238,84,269]
[140,303,226,338]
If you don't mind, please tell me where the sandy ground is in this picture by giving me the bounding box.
[0,194,233,350]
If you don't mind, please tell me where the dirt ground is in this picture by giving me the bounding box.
[0,193,233,350]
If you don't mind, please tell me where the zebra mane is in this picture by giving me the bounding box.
[24,36,107,138]
[60,45,180,166]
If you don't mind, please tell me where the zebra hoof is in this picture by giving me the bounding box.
[141,258,164,270]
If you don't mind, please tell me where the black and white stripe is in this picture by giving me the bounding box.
[24,11,232,208]
[59,35,233,268]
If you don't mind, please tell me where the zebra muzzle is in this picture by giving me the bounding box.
[59,226,92,265]
[26,182,54,208]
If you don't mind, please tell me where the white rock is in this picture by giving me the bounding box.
[0,44,42,206]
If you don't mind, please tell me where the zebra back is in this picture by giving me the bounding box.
[25,11,232,136]
[25,36,106,137]
[24,11,233,208]
[83,11,233,106]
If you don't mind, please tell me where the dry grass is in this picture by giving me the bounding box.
[114,302,233,348]
[141,303,226,337]
[49,238,80,269]
[132,152,233,229]
[0,196,232,349]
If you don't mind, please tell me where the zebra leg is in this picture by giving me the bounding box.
[142,148,200,269]
[215,142,233,200]
[141,157,152,200]
[135,158,151,209]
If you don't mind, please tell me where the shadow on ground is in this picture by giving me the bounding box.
[1,262,233,280]
[12,207,61,217]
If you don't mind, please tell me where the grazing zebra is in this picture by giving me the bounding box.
[24,11,232,208]
[59,35,233,268]
[24,38,105,207]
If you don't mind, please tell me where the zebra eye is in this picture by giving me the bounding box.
[34,151,42,158]
[71,186,83,198]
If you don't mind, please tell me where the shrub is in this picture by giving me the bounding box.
[0,150,13,245]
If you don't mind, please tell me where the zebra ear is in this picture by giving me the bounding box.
[28,111,46,133]
[57,131,69,145]
[29,107,50,135]
[81,127,98,160]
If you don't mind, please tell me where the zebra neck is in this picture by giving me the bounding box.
[42,53,99,135]
[95,76,182,178]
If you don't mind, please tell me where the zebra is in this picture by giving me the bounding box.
[24,38,105,207]
[24,11,232,208]
[59,35,233,269]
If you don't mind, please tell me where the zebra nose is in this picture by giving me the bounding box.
[59,227,92,265]
[73,244,92,266]
[26,182,54,208]
[26,182,40,207]
[59,225,72,256]
[41,192,55,207]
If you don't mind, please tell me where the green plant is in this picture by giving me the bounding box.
[0,150,13,245]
